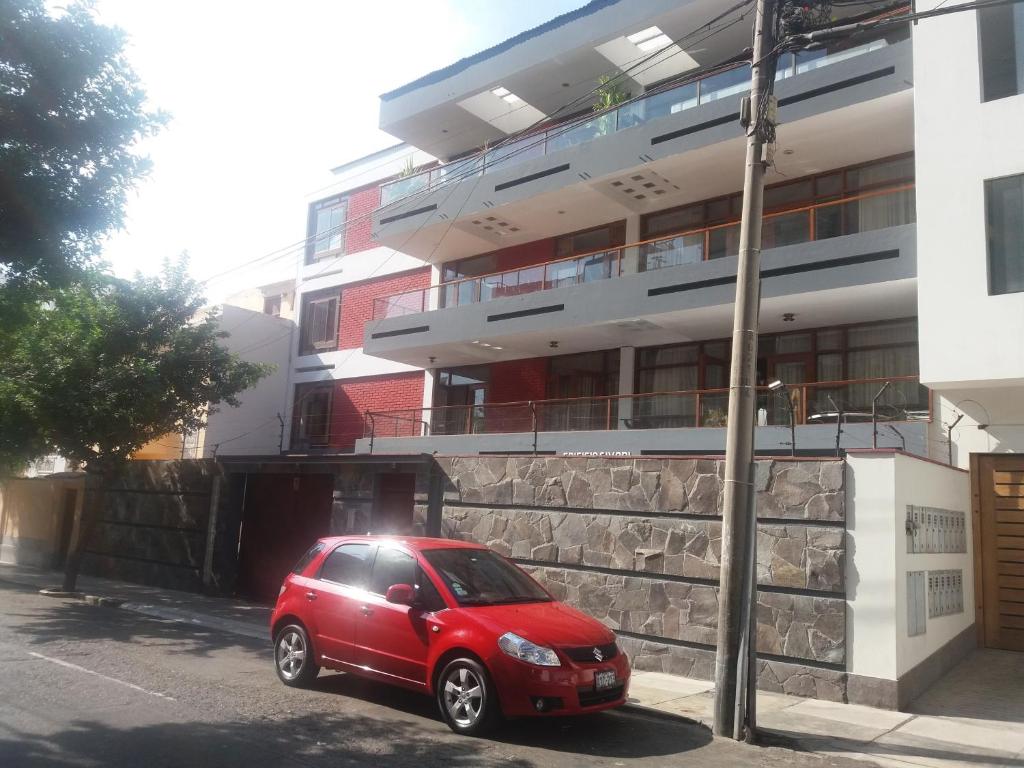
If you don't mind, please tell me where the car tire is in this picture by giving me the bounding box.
[274,623,319,687]
[436,657,499,736]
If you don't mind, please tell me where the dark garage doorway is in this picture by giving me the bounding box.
[372,473,416,534]
[235,472,333,603]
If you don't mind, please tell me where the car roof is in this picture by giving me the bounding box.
[316,535,486,552]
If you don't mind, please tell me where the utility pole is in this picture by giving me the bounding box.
[714,0,779,741]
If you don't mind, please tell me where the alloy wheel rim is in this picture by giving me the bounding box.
[443,667,483,727]
[277,630,305,680]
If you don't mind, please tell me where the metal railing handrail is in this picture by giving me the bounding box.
[372,183,916,319]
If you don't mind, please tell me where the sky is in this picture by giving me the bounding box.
[93,0,588,303]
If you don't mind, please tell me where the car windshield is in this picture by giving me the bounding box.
[421,548,551,607]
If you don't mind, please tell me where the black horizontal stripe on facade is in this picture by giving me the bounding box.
[494,163,571,192]
[615,630,846,673]
[512,557,845,600]
[477,450,558,456]
[98,519,205,534]
[295,364,335,373]
[370,325,430,339]
[649,66,897,148]
[650,112,739,146]
[83,549,200,571]
[379,204,438,226]
[487,303,565,322]
[777,66,897,109]
[442,499,845,528]
[648,249,901,298]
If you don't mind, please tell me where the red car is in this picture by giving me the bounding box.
[270,535,630,734]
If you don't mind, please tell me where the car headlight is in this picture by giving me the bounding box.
[497,632,561,667]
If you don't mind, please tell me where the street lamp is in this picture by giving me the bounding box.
[768,379,796,457]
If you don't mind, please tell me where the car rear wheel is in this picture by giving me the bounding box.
[437,657,497,736]
[274,623,319,687]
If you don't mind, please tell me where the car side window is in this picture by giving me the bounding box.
[369,547,417,595]
[415,567,447,613]
[319,543,374,588]
[291,542,325,575]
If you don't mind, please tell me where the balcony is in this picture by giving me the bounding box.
[372,35,913,260]
[373,184,915,321]
[378,37,897,208]
[358,376,931,456]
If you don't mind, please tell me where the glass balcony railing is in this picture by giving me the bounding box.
[371,184,915,320]
[377,34,903,208]
[363,376,930,440]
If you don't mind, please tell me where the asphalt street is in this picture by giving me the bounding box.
[0,578,869,767]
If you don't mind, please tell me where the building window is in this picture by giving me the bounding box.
[263,294,282,317]
[306,196,348,263]
[979,3,1024,101]
[986,174,1024,295]
[299,290,339,355]
[292,384,332,448]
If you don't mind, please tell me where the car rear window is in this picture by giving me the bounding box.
[291,542,325,575]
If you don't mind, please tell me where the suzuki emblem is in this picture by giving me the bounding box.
[592,647,603,662]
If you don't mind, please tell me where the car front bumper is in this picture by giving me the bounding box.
[489,651,631,717]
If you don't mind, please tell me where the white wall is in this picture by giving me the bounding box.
[929,388,1024,468]
[201,305,293,456]
[891,452,973,676]
[914,0,1024,390]
[846,453,900,680]
[846,451,972,682]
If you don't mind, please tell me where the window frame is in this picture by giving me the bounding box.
[292,382,333,448]
[317,542,376,588]
[263,294,282,317]
[306,195,348,264]
[299,289,340,355]
[978,2,1024,102]
[984,172,1024,296]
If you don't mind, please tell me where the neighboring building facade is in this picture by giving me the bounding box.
[285,144,435,453]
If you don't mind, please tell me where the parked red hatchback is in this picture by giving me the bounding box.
[270,535,630,734]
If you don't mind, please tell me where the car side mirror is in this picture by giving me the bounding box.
[386,583,416,605]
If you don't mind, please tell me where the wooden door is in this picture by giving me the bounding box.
[372,473,416,535]
[975,455,1024,650]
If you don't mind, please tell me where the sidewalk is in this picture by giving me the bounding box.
[629,668,1024,768]
[3,563,1022,767]
[0,562,269,641]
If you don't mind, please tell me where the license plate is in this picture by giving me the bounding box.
[594,669,616,690]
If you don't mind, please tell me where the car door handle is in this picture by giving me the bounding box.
[360,605,373,616]
[305,591,317,601]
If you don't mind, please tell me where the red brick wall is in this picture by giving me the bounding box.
[338,267,431,349]
[344,185,380,255]
[486,359,549,403]
[328,372,425,450]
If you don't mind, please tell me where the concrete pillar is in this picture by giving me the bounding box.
[621,214,642,275]
[618,346,636,430]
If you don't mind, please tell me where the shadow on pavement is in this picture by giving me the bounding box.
[1,579,267,660]
[0,711,538,768]
[311,671,713,759]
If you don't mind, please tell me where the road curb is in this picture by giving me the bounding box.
[620,701,707,729]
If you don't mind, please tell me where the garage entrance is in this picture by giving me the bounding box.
[235,472,333,603]
[372,473,416,534]
[973,454,1024,651]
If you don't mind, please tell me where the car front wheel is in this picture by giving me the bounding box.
[437,657,498,736]
[274,623,319,687]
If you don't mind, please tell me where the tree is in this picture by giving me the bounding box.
[0,260,270,591]
[0,0,164,284]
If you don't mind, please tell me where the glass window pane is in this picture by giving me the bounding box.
[708,223,740,259]
[320,543,373,587]
[979,4,1024,101]
[817,352,844,382]
[764,180,813,212]
[699,66,749,104]
[762,210,810,249]
[816,173,843,199]
[775,333,813,354]
[370,547,417,594]
[817,329,844,350]
[847,320,917,347]
[986,174,1024,295]
[846,157,914,190]
[640,233,704,271]
[639,345,698,368]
